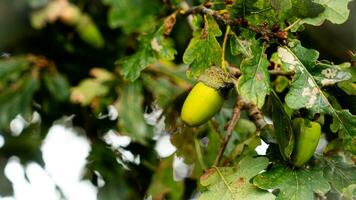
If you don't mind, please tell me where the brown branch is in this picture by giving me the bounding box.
[214,96,245,166]
[245,103,266,130]
[180,5,287,42]
[227,66,294,77]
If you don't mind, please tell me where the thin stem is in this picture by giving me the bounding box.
[250,7,272,14]
[214,96,245,166]
[268,70,295,76]
[221,25,231,72]
[246,103,266,130]
[194,137,207,170]
[283,19,301,31]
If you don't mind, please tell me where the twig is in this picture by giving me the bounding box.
[245,103,266,130]
[221,25,231,72]
[214,96,245,166]
[180,5,282,41]
[227,66,294,77]
[268,70,295,76]
[283,19,301,32]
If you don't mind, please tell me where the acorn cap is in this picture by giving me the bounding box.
[198,67,234,98]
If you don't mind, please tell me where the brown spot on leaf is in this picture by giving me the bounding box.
[256,73,263,81]
[200,168,216,181]
[239,177,245,183]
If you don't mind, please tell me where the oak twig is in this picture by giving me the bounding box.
[245,103,266,130]
[214,96,245,166]
[180,5,286,41]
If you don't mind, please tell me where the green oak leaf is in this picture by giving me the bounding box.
[119,25,176,81]
[118,34,156,81]
[320,155,356,193]
[271,0,292,13]
[115,81,152,145]
[230,31,253,58]
[236,40,271,108]
[0,76,39,130]
[141,74,183,108]
[103,0,160,34]
[199,156,275,200]
[269,91,295,161]
[337,63,356,95]
[301,0,353,26]
[150,25,177,61]
[70,68,114,106]
[0,57,29,81]
[277,40,356,154]
[332,110,356,154]
[183,15,222,77]
[310,62,352,87]
[253,164,331,200]
[43,71,70,102]
[290,0,325,18]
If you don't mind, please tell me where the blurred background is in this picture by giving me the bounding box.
[0,0,355,200]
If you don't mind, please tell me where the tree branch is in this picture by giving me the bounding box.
[214,95,245,166]
[245,103,266,130]
[180,5,287,42]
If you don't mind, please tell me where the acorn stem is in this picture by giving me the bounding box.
[221,25,231,72]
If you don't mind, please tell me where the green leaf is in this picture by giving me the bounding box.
[337,64,356,95]
[183,15,222,77]
[321,155,356,193]
[0,77,39,130]
[115,81,152,145]
[300,0,353,26]
[269,91,294,160]
[230,31,253,58]
[253,164,331,200]
[199,156,275,200]
[142,74,183,108]
[119,25,176,81]
[151,26,177,61]
[43,71,70,102]
[290,0,325,18]
[75,15,104,48]
[236,41,271,108]
[103,0,160,34]
[70,79,109,106]
[277,40,356,153]
[333,110,356,154]
[0,57,29,81]
[119,34,156,81]
[146,156,184,200]
[310,62,352,87]
[271,0,292,13]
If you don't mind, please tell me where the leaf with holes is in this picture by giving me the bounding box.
[277,40,356,154]
[309,62,351,87]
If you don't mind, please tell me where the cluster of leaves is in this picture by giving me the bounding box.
[0,0,355,199]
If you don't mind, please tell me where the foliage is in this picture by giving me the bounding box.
[0,0,355,199]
